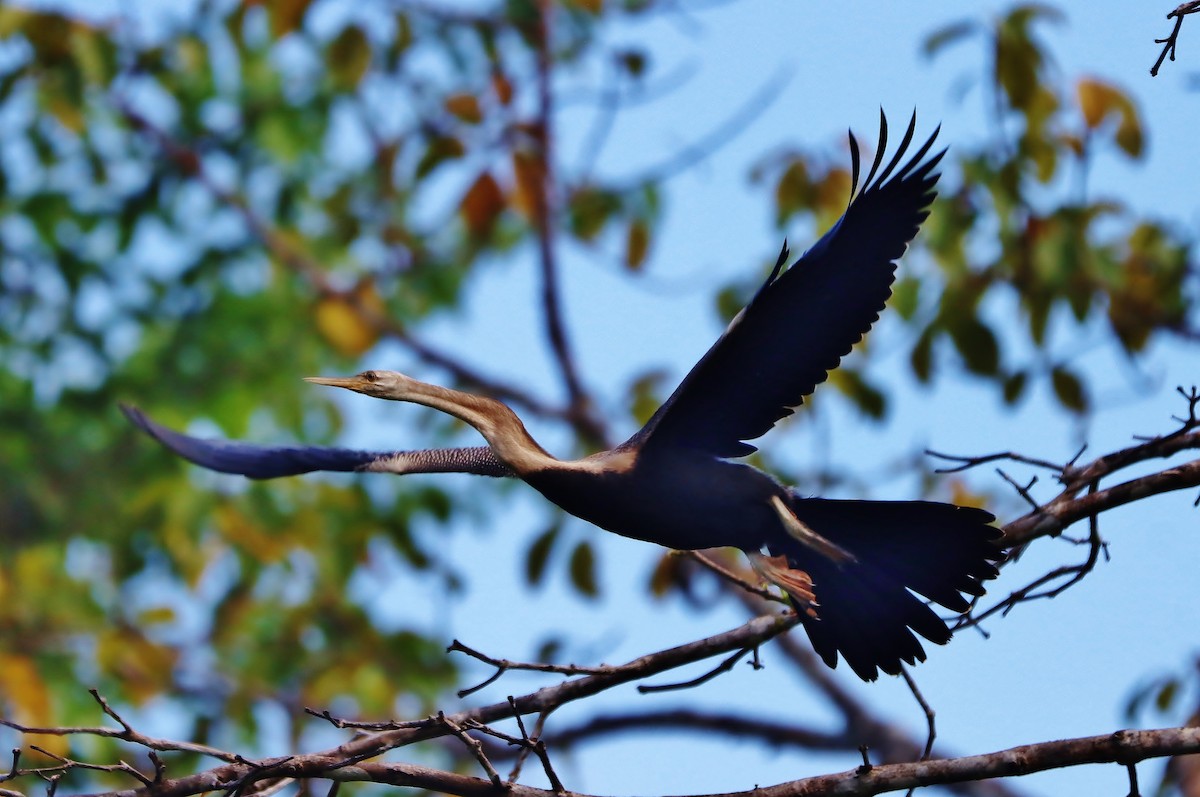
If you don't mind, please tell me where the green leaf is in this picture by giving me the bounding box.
[950,317,1000,376]
[1002,370,1027,405]
[1155,679,1178,712]
[1051,366,1088,412]
[328,25,371,90]
[567,186,621,241]
[891,277,920,320]
[922,19,978,58]
[911,328,934,383]
[569,540,599,598]
[827,368,886,420]
[416,135,465,179]
[525,525,559,586]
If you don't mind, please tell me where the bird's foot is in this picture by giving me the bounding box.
[748,552,819,619]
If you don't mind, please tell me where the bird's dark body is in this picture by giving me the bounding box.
[523,452,782,551]
[124,113,1006,682]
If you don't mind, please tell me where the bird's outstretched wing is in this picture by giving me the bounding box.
[630,112,944,458]
[121,405,511,479]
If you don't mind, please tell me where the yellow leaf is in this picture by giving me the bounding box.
[814,167,852,228]
[1077,77,1118,128]
[949,480,991,511]
[315,283,383,357]
[96,630,178,705]
[459,171,505,237]
[214,504,288,562]
[0,654,63,753]
[44,93,85,133]
[0,7,32,38]
[138,606,177,625]
[1077,77,1143,158]
[68,24,111,83]
[444,93,482,123]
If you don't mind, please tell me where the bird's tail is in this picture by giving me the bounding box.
[767,496,1003,681]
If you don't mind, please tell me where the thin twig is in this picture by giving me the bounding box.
[1151,1,1200,76]
[926,449,1067,474]
[961,481,1106,629]
[437,714,502,788]
[447,639,612,699]
[1,690,240,764]
[637,646,756,693]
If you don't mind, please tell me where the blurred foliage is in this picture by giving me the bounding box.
[0,0,1195,772]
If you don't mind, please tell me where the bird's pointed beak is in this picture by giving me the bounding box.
[304,375,370,393]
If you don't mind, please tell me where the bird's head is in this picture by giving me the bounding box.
[304,370,419,401]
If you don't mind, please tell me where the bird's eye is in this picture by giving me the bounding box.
[361,370,379,383]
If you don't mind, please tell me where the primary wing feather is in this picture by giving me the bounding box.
[630,112,943,458]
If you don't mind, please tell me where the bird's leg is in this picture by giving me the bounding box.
[769,495,857,565]
[747,552,819,619]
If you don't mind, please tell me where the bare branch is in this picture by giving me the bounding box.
[529,0,609,447]
[637,646,757,694]
[437,713,502,788]
[323,725,1172,797]
[447,639,613,698]
[0,690,240,764]
[1003,456,1200,547]
[3,615,795,797]
[899,667,936,763]
[960,482,1106,629]
[527,709,852,753]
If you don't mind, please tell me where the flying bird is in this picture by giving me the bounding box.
[124,112,1003,681]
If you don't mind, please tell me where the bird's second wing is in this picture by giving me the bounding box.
[630,112,943,458]
[121,405,511,479]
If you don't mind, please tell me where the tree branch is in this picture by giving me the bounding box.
[529,0,609,447]
[1151,1,1200,76]
[3,614,797,797]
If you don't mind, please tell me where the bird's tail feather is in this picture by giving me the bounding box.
[768,496,1003,681]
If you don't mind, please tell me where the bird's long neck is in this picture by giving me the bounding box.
[398,381,558,475]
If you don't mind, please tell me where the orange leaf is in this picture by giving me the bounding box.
[444,93,482,123]
[491,71,513,105]
[460,171,505,237]
[511,151,544,221]
[625,218,649,270]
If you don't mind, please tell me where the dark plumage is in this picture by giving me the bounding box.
[125,112,1004,681]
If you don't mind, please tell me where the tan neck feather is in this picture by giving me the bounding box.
[402,381,558,474]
